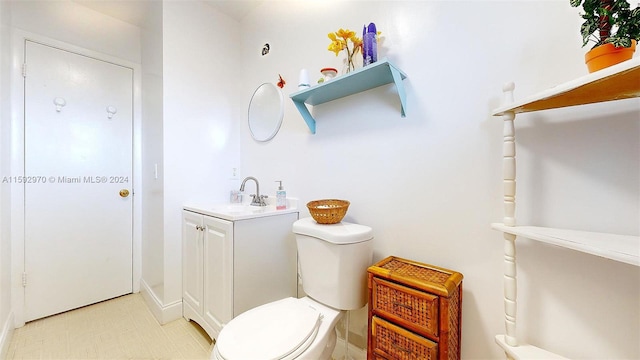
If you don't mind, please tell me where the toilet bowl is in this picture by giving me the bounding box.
[211,217,373,360]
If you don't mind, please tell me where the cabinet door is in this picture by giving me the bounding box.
[202,215,234,335]
[182,211,203,315]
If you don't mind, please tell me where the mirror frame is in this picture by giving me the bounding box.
[248,82,284,142]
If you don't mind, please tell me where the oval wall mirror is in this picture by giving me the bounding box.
[248,83,284,142]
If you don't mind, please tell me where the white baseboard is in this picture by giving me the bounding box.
[0,311,14,360]
[140,279,182,325]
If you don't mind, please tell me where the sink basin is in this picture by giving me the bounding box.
[214,205,259,213]
[184,198,298,221]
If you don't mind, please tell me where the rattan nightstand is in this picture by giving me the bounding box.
[367,256,463,360]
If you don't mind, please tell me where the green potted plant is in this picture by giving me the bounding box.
[570,0,640,72]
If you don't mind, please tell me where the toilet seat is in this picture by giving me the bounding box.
[215,297,322,360]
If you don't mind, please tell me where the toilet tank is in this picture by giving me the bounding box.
[292,217,373,310]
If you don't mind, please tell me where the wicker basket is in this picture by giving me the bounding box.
[306,199,350,224]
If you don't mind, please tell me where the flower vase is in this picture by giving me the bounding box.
[345,56,355,73]
[344,51,361,74]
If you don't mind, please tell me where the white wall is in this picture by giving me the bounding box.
[141,0,165,305]
[161,0,242,311]
[0,0,14,356]
[9,0,140,64]
[239,1,639,358]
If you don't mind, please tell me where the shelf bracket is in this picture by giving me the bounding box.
[292,100,316,134]
[389,66,407,117]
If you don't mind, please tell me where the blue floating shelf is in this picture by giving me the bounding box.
[289,58,408,134]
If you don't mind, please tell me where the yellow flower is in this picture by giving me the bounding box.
[336,28,356,40]
[351,37,362,54]
[327,28,365,72]
[328,40,344,56]
[327,29,361,55]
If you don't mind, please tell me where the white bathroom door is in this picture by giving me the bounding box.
[23,41,133,321]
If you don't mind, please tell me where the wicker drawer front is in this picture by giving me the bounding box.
[372,277,439,339]
[372,316,438,360]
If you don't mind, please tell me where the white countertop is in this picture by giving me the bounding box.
[184,198,299,221]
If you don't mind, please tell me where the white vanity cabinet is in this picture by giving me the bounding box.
[182,207,299,340]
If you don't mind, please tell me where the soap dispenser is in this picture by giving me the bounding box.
[275,181,286,210]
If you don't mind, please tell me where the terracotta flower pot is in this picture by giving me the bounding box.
[585,40,636,73]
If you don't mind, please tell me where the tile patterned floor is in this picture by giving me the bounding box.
[6,293,213,360]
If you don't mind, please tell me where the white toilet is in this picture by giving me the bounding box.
[211,217,373,360]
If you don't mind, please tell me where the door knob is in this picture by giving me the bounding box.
[119,189,130,198]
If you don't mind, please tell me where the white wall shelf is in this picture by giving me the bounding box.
[492,57,640,360]
[495,335,568,360]
[493,57,640,116]
[289,58,407,134]
[492,224,639,267]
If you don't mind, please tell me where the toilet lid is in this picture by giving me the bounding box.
[293,217,373,244]
[216,297,321,360]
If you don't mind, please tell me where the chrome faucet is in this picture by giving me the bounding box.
[239,176,268,206]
